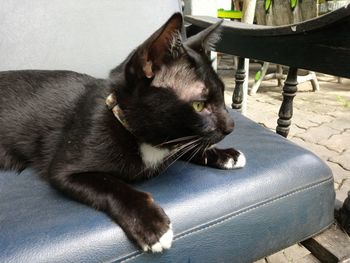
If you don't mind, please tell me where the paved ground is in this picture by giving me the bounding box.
[218,56,350,205]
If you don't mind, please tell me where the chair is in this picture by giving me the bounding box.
[0,1,334,262]
[186,5,350,137]
[250,0,320,96]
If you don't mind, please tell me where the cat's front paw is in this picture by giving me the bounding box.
[205,148,246,170]
[119,193,173,253]
[222,149,246,169]
[144,225,173,253]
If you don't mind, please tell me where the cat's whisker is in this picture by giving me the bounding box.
[133,138,202,178]
[160,140,202,173]
[163,138,201,162]
[157,135,199,147]
[162,138,201,165]
[185,142,204,164]
[203,141,212,156]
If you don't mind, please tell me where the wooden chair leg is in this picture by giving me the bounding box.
[250,62,269,96]
[276,67,298,137]
[297,71,320,91]
[310,72,320,91]
[232,57,245,111]
[337,192,350,235]
[277,64,283,87]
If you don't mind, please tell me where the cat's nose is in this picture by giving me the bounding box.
[222,118,235,135]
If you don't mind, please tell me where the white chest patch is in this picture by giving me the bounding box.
[140,143,170,169]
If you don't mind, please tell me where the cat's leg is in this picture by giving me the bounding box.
[49,171,173,252]
[183,147,246,170]
[0,145,6,169]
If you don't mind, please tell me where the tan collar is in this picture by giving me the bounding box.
[106,93,130,131]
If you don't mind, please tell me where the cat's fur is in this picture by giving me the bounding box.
[0,13,245,252]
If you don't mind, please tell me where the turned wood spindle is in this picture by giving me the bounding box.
[232,57,246,111]
[276,67,298,137]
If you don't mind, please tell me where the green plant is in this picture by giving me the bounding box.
[336,95,350,108]
[265,0,272,12]
[290,0,298,10]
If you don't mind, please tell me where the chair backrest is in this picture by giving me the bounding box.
[0,0,181,78]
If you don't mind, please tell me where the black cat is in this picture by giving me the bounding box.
[0,13,245,252]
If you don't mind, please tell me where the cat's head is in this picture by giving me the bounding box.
[110,13,234,149]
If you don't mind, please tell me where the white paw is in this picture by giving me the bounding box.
[143,225,174,253]
[223,158,235,169]
[158,226,173,249]
[235,151,246,168]
[224,151,246,169]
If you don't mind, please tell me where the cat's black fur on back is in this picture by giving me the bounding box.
[0,13,245,252]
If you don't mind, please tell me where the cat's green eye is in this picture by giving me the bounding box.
[192,101,205,112]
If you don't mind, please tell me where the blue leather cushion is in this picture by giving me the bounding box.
[0,110,334,263]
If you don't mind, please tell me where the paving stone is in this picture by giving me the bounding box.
[328,111,350,120]
[294,124,341,144]
[247,111,278,130]
[329,150,350,171]
[297,81,317,92]
[266,250,290,263]
[295,254,320,263]
[296,101,339,114]
[298,113,334,125]
[246,106,277,117]
[247,100,278,113]
[265,244,313,263]
[291,114,321,130]
[255,96,281,105]
[319,131,350,153]
[284,244,312,261]
[289,124,308,137]
[323,118,350,131]
[334,182,341,191]
[326,161,350,185]
[311,98,344,107]
[336,178,350,203]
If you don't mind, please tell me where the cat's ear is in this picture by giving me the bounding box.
[185,20,223,52]
[141,13,183,78]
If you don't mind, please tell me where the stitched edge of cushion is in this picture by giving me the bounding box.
[117,177,334,262]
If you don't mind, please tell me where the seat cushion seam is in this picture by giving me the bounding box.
[118,177,333,262]
[175,177,333,241]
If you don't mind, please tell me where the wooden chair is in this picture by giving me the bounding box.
[186,5,350,138]
[250,0,320,95]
